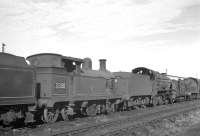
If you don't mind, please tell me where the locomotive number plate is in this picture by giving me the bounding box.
[55,82,66,89]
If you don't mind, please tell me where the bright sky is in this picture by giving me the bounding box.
[0,0,200,77]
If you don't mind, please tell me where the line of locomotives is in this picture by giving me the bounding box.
[0,52,200,127]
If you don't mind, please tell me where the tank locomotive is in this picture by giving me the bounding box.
[26,53,119,123]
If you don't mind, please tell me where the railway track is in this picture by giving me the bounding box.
[1,100,200,136]
[96,103,200,136]
[51,100,200,136]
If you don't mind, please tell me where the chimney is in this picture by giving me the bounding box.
[99,59,106,71]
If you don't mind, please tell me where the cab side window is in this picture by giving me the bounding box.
[64,61,76,72]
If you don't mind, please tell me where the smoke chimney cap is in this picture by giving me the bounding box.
[99,59,106,61]
[99,59,107,71]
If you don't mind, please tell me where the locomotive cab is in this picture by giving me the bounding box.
[132,67,155,80]
[62,56,83,73]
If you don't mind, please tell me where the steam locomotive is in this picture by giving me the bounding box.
[0,52,199,127]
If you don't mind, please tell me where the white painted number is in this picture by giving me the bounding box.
[56,82,65,89]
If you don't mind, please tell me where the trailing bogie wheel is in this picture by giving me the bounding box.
[43,108,59,123]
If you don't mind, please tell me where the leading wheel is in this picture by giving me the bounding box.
[43,108,59,123]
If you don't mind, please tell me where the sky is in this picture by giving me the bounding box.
[0,0,200,78]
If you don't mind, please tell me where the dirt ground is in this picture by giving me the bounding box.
[122,109,200,136]
[178,122,200,136]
